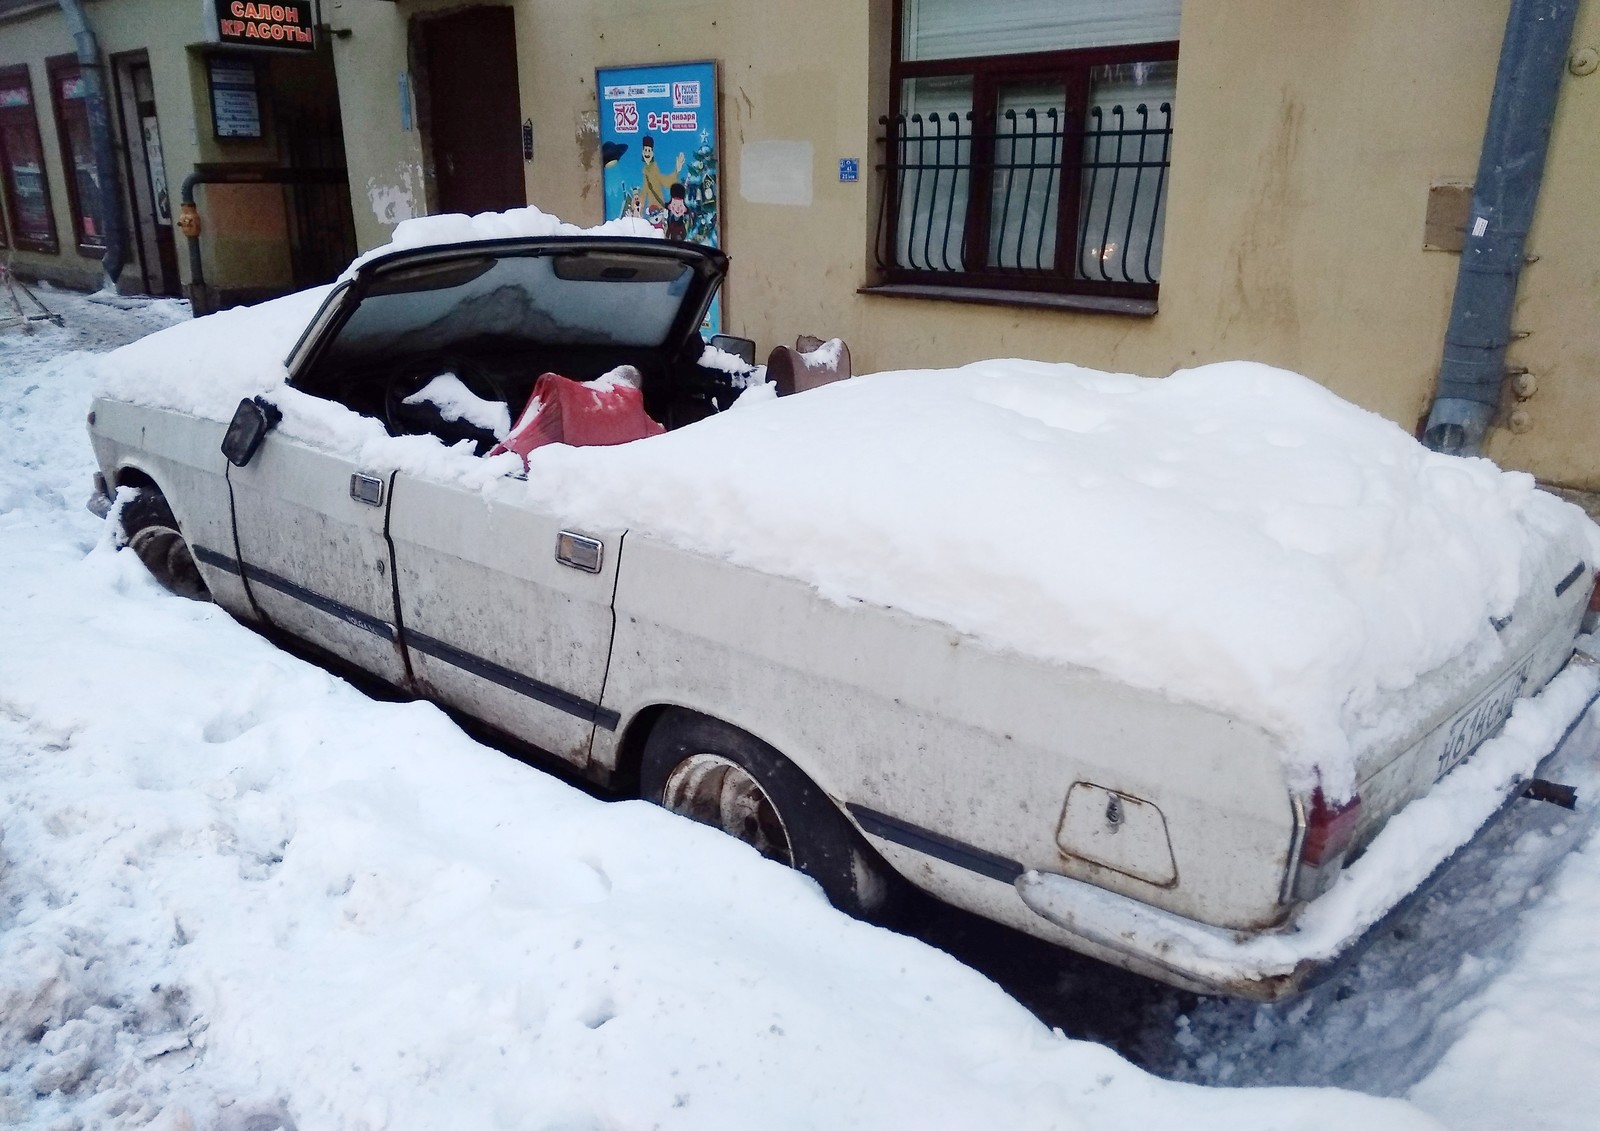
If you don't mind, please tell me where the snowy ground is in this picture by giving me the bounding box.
[2,287,1597,1130]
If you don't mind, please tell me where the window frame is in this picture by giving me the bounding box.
[0,63,60,254]
[882,5,1177,301]
[46,53,107,257]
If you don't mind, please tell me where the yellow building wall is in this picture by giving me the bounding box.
[322,0,428,255]
[6,0,1593,487]
[320,0,1595,485]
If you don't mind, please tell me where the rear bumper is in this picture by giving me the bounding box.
[1015,653,1600,1001]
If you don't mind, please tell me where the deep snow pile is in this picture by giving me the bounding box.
[1406,754,1600,1131]
[96,289,1599,796]
[0,296,1463,1131]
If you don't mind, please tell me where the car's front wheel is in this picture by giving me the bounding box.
[640,709,901,919]
[118,487,211,602]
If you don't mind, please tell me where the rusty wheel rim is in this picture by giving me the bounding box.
[661,753,793,865]
[127,523,209,601]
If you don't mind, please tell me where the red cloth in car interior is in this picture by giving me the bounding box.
[489,372,664,465]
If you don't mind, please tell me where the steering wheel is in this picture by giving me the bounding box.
[382,354,510,453]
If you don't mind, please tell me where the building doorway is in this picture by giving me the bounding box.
[268,45,359,289]
[111,52,179,296]
[415,6,526,215]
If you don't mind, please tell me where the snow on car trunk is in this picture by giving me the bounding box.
[95,288,1600,802]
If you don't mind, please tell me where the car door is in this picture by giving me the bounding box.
[253,237,727,731]
[387,470,620,766]
[226,437,409,687]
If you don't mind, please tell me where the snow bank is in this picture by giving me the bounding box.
[1406,674,1600,1131]
[92,265,1600,798]
[6,292,1454,1131]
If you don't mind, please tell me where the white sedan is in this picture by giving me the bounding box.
[86,228,1600,999]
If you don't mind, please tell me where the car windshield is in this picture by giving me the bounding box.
[321,249,698,368]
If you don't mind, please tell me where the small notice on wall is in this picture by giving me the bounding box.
[208,59,262,140]
[212,0,315,52]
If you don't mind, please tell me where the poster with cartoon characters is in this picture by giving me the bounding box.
[597,60,722,335]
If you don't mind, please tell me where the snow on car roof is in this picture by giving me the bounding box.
[92,218,1600,800]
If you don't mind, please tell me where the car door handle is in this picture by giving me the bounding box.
[350,473,384,506]
[556,530,603,573]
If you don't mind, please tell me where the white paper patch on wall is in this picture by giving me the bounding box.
[739,141,814,207]
[367,163,420,227]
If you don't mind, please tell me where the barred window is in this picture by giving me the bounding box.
[876,0,1179,301]
[47,56,106,256]
[0,65,58,254]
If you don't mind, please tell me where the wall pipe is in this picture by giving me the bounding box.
[1421,0,1580,456]
[56,0,127,291]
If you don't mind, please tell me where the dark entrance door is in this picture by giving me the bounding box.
[111,54,180,296]
[418,7,526,215]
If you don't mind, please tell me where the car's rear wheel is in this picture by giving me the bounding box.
[119,487,211,602]
[640,709,902,919]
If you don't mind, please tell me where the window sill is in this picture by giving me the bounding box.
[858,282,1157,318]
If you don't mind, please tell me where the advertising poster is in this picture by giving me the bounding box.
[596,61,721,335]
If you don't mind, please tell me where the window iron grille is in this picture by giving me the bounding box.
[874,98,1173,298]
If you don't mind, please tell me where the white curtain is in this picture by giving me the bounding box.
[1076,62,1176,284]
[903,0,1182,61]
[896,77,974,271]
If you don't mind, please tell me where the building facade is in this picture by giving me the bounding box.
[2,0,1597,491]
[0,0,357,304]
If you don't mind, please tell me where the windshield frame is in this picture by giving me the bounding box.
[285,236,727,391]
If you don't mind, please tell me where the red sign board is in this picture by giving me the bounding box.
[213,0,315,51]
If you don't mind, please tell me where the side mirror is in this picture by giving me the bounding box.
[221,396,281,467]
[709,334,756,366]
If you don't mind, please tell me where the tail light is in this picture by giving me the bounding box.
[1301,788,1362,868]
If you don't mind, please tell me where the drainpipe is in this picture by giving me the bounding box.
[1420,0,1580,456]
[56,0,128,291]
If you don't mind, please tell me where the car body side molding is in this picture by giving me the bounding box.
[191,544,619,730]
[847,802,1025,883]
[1554,561,1587,598]
[405,629,621,730]
[194,544,396,640]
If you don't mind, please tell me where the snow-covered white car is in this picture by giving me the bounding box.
[85,220,1600,999]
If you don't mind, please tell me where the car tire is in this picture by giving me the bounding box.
[640,709,903,920]
[118,487,211,602]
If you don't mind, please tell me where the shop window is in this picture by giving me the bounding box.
[47,56,106,256]
[0,65,59,254]
[875,0,1179,302]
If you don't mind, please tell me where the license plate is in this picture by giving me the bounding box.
[1435,659,1533,780]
